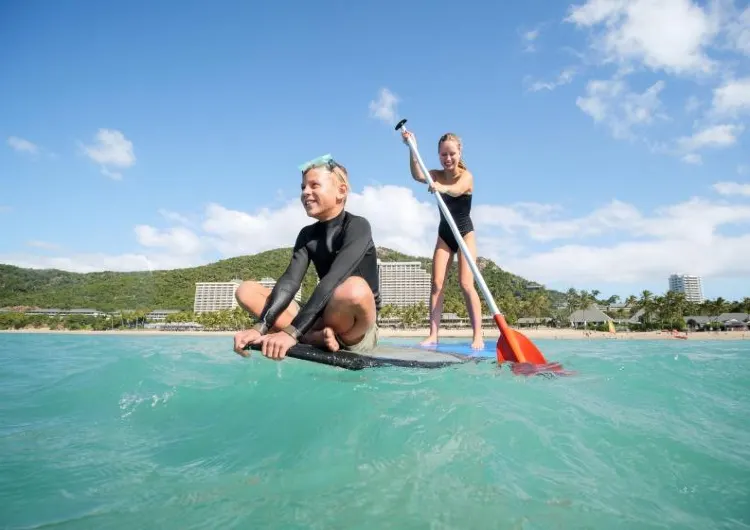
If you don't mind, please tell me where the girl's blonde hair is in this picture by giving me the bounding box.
[439,133,467,170]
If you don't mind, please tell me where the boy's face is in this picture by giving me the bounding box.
[300,168,345,220]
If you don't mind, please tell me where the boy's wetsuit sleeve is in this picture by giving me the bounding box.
[285,216,374,340]
[254,229,310,335]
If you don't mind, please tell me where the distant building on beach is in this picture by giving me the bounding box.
[668,274,704,303]
[377,260,431,308]
[193,277,302,314]
[258,277,302,303]
[193,279,243,314]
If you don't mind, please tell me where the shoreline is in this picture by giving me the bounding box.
[1,327,747,341]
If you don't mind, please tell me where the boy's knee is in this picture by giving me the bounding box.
[333,276,372,306]
[235,280,260,302]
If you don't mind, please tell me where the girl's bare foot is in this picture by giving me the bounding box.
[419,336,438,347]
[471,337,485,350]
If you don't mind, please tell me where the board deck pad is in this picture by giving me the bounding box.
[247,341,486,370]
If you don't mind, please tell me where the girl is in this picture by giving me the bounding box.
[402,130,484,350]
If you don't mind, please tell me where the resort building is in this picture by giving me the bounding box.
[668,274,705,303]
[258,277,302,303]
[193,277,302,314]
[377,260,431,308]
[193,280,243,314]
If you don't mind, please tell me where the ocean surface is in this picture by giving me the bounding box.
[1,333,748,530]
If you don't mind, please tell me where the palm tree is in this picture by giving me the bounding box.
[565,288,579,319]
[636,290,655,328]
[522,291,551,326]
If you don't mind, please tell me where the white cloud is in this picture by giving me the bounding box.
[81,129,135,180]
[649,122,745,162]
[565,0,721,76]
[3,185,750,294]
[200,200,311,257]
[7,136,38,154]
[480,195,750,284]
[544,0,750,164]
[575,77,667,139]
[723,4,750,55]
[526,68,577,92]
[711,76,750,116]
[134,225,205,256]
[158,208,192,226]
[676,123,744,152]
[713,181,750,196]
[368,88,400,126]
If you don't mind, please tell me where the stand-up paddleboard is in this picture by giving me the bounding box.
[244,342,482,371]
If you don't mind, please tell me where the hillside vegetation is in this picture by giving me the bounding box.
[0,247,565,315]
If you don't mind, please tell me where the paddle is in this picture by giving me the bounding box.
[395,118,563,374]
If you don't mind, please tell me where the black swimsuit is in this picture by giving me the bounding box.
[258,209,381,338]
[438,192,474,253]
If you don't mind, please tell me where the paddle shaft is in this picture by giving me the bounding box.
[399,125,503,318]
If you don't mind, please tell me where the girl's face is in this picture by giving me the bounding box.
[439,140,461,171]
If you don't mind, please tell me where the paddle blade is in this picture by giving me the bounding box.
[493,314,548,365]
[495,324,574,376]
[496,328,546,364]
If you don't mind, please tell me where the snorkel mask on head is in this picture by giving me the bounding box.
[299,153,350,201]
[298,153,343,174]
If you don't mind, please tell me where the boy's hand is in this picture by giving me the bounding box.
[256,331,297,360]
[233,328,262,357]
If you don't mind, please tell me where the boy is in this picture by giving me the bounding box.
[233,155,381,360]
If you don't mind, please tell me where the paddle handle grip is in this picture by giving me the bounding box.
[395,118,502,318]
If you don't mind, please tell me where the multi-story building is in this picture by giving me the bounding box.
[668,274,705,303]
[377,260,431,307]
[258,277,303,303]
[193,280,243,314]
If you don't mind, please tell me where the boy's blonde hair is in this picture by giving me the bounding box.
[300,154,349,201]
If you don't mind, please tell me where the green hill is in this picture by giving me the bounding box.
[0,247,565,313]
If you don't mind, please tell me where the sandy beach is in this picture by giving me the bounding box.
[1,327,746,340]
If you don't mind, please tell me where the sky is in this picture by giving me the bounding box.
[1,0,749,302]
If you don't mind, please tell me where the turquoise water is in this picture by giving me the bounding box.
[1,333,749,529]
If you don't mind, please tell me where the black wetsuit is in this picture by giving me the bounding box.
[256,209,381,339]
[438,192,474,253]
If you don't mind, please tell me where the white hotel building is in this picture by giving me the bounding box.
[193,277,301,314]
[377,260,431,307]
[668,274,705,304]
[258,277,303,303]
[193,280,243,314]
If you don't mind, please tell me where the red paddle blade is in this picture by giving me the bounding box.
[493,314,548,365]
